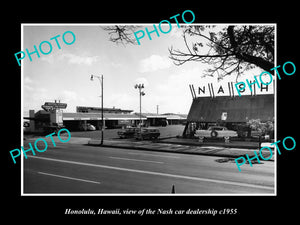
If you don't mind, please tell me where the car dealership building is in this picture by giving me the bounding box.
[183,81,275,138]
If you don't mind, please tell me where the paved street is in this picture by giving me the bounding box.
[23,139,275,194]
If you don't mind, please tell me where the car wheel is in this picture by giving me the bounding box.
[211,130,218,138]
[224,136,230,143]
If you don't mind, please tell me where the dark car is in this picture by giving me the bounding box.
[134,128,160,140]
[117,127,139,139]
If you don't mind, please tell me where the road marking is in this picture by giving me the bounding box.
[126,152,180,159]
[109,156,164,164]
[200,146,224,150]
[37,172,101,184]
[28,156,273,191]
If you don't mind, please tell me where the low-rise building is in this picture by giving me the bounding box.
[24,105,187,132]
[183,94,274,138]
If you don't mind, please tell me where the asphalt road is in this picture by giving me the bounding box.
[23,141,275,194]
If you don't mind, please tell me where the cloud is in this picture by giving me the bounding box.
[40,54,55,64]
[153,67,207,113]
[61,53,100,65]
[110,61,122,68]
[24,76,33,84]
[23,76,34,91]
[108,93,135,110]
[139,54,172,73]
[41,53,100,66]
[170,26,183,38]
[55,90,89,112]
[60,90,78,101]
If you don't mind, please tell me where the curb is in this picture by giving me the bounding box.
[157,139,259,149]
[87,140,274,161]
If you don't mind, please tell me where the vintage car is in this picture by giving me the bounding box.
[134,128,160,140]
[117,127,139,139]
[195,126,238,142]
[79,123,96,131]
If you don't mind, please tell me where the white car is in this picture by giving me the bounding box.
[195,126,238,142]
[80,123,96,131]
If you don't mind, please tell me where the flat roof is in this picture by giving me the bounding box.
[33,110,186,121]
[135,113,167,118]
[76,106,133,113]
[63,112,146,121]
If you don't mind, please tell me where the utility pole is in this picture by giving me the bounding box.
[91,74,104,145]
[134,83,145,139]
[101,75,104,145]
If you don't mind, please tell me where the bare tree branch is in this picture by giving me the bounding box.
[102,25,141,45]
[169,25,275,80]
[102,24,275,80]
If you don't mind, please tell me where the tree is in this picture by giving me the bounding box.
[247,119,274,136]
[103,25,140,45]
[169,25,275,80]
[103,25,275,80]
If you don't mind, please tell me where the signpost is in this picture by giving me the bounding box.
[40,101,67,133]
[41,101,67,112]
[41,105,52,112]
[44,102,67,108]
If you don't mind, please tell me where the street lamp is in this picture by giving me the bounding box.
[134,83,145,138]
[91,74,104,145]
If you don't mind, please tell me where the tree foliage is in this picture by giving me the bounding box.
[169,25,275,80]
[103,25,140,45]
[247,119,274,135]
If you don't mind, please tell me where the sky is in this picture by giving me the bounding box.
[22,24,274,117]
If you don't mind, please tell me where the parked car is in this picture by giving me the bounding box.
[195,126,238,142]
[80,123,96,131]
[250,130,262,138]
[117,127,139,139]
[42,123,66,135]
[134,128,160,140]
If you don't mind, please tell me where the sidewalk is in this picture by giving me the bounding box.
[88,138,274,160]
[24,134,273,161]
[158,137,259,149]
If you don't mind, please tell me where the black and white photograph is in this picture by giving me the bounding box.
[21,23,275,195]
[4,4,298,221]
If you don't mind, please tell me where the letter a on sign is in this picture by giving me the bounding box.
[217,85,225,94]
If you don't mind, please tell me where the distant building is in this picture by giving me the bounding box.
[162,113,187,125]
[76,106,133,114]
[24,105,187,132]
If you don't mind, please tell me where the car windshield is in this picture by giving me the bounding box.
[209,126,228,131]
[214,127,223,131]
